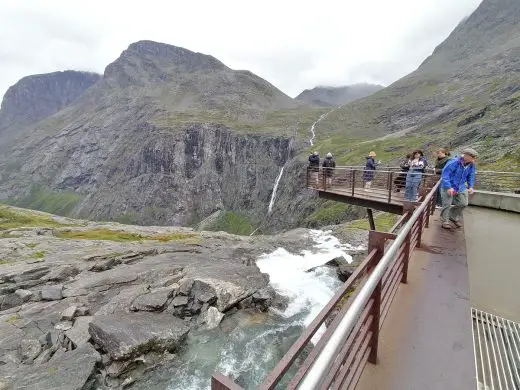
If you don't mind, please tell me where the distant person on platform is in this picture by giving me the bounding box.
[363,151,378,191]
[308,151,320,186]
[322,152,336,187]
[394,153,411,192]
[434,148,451,208]
[405,150,427,202]
[440,148,478,230]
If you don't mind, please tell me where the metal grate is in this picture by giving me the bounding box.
[472,308,520,389]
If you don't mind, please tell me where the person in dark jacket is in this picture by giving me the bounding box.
[440,148,478,229]
[394,153,411,192]
[434,148,451,207]
[322,152,336,186]
[405,150,427,201]
[363,151,377,190]
[308,151,320,186]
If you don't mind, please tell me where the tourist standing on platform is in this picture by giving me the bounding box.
[440,148,478,230]
[363,151,378,191]
[308,151,320,186]
[322,152,336,187]
[394,153,411,192]
[405,150,426,201]
[434,148,451,208]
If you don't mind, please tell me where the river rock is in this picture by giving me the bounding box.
[15,289,33,302]
[75,306,90,316]
[199,307,224,329]
[89,258,121,272]
[44,265,80,282]
[41,285,63,301]
[55,321,73,331]
[20,338,42,362]
[65,316,93,347]
[89,312,190,360]
[337,264,356,282]
[130,288,172,312]
[171,296,188,307]
[178,279,193,296]
[0,293,23,310]
[61,305,77,321]
[190,278,252,312]
[2,344,100,389]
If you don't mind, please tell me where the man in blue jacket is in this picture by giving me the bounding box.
[440,148,478,229]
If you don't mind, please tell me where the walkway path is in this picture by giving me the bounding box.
[357,213,475,390]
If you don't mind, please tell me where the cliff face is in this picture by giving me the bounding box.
[0,70,101,131]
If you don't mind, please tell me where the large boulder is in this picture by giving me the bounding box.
[188,278,255,312]
[1,344,100,390]
[89,312,190,360]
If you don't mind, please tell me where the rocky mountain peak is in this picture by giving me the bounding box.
[296,83,384,107]
[103,40,228,87]
[0,70,101,130]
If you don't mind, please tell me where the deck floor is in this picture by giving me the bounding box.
[309,186,408,206]
[356,213,476,390]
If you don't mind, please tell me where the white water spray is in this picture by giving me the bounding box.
[309,106,341,146]
[268,167,284,214]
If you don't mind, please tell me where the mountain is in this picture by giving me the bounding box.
[0,41,309,230]
[0,71,100,132]
[296,84,384,107]
[314,0,520,170]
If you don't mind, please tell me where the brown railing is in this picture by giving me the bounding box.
[212,182,440,390]
[306,167,438,204]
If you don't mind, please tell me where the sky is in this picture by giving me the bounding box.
[0,0,482,99]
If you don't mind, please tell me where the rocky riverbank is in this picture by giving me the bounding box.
[0,205,367,389]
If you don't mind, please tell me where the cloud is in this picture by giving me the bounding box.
[0,0,482,99]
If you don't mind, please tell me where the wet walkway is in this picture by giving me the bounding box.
[357,213,475,390]
[464,207,520,323]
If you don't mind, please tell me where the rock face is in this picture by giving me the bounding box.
[296,83,384,107]
[0,70,100,131]
[4,344,100,390]
[89,313,190,360]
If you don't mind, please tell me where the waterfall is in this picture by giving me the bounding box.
[268,167,285,214]
[309,106,341,146]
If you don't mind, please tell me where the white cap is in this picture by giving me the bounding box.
[327,152,332,158]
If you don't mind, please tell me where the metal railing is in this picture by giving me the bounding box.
[306,167,438,204]
[307,167,520,196]
[212,182,440,390]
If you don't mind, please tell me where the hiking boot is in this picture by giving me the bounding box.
[450,219,463,228]
[441,222,453,230]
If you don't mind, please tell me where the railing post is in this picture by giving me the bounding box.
[351,170,356,196]
[417,209,425,248]
[401,230,411,283]
[366,231,388,365]
[211,374,244,390]
[369,281,381,364]
[388,172,393,203]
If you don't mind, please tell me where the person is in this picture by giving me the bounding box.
[440,148,478,229]
[363,151,377,191]
[308,151,320,186]
[394,153,411,192]
[434,148,451,207]
[405,150,426,201]
[322,152,336,186]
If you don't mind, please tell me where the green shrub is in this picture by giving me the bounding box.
[209,211,253,236]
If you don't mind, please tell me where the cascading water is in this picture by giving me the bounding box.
[157,230,356,390]
[309,106,341,146]
[267,167,285,214]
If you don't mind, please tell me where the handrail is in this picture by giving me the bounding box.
[299,182,440,389]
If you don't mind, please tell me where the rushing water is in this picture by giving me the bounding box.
[309,106,341,146]
[155,230,353,390]
[267,167,285,214]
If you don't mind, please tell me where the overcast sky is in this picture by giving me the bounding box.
[0,0,481,99]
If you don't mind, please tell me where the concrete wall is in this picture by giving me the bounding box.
[469,190,520,213]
